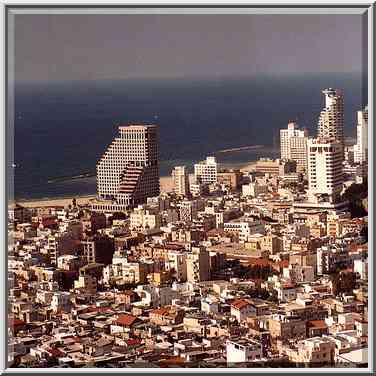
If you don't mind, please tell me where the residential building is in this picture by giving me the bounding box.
[217,169,242,191]
[230,299,256,322]
[242,181,268,197]
[186,246,210,283]
[226,338,262,363]
[172,166,190,197]
[179,199,204,222]
[82,235,114,265]
[194,156,217,185]
[288,337,336,365]
[130,205,161,230]
[268,314,306,341]
[280,121,308,172]
[223,219,265,242]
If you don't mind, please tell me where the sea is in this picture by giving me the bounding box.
[11,72,366,200]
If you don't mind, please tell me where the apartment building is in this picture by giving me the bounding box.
[194,156,218,185]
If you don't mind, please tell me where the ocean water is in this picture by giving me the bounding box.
[12,73,365,200]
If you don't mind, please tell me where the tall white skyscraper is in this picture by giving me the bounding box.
[172,166,190,197]
[354,106,368,164]
[96,124,159,208]
[307,138,344,204]
[194,156,218,185]
[317,88,344,152]
[280,121,308,173]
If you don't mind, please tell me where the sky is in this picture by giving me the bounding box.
[13,13,365,82]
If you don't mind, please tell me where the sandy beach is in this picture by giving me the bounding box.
[13,176,174,208]
[239,161,258,172]
[13,161,257,208]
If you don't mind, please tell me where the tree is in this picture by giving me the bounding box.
[330,271,357,296]
[360,225,368,242]
[112,211,127,220]
[341,180,368,218]
[108,211,127,225]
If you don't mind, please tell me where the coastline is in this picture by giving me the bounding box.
[13,176,175,208]
[13,160,258,208]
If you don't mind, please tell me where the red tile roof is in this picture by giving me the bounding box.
[115,314,138,327]
[307,320,328,329]
[126,338,142,347]
[282,283,296,289]
[46,347,65,358]
[275,260,289,269]
[11,318,26,327]
[247,258,271,267]
[231,299,251,310]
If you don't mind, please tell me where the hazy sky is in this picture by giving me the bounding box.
[13,13,364,82]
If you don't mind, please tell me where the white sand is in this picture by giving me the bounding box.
[14,162,257,208]
[239,161,258,172]
[15,195,96,208]
[14,176,174,208]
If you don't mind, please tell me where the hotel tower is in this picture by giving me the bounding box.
[96,124,160,209]
[307,138,344,205]
[354,106,368,164]
[317,88,344,153]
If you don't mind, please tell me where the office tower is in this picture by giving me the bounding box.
[172,166,190,197]
[307,138,344,204]
[317,88,344,151]
[194,156,218,185]
[280,121,308,173]
[96,124,159,209]
[354,106,368,164]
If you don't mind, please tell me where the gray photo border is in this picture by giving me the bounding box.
[1,2,374,375]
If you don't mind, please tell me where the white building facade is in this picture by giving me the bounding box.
[280,121,308,172]
[226,339,262,363]
[96,124,160,209]
[354,106,368,164]
[172,166,190,197]
[194,156,218,185]
[317,88,344,152]
[307,138,344,204]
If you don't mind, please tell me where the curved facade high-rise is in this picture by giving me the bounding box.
[96,124,160,209]
[317,88,344,152]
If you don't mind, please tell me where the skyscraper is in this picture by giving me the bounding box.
[354,106,368,164]
[96,124,159,209]
[172,166,190,197]
[317,88,344,152]
[307,138,344,205]
[280,121,308,173]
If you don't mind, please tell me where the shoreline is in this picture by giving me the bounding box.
[12,176,175,208]
[12,160,258,208]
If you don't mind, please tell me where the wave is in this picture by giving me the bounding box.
[216,145,264,154]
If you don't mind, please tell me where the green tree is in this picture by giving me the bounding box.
[331,271,357,296]
[341,180,368,218]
